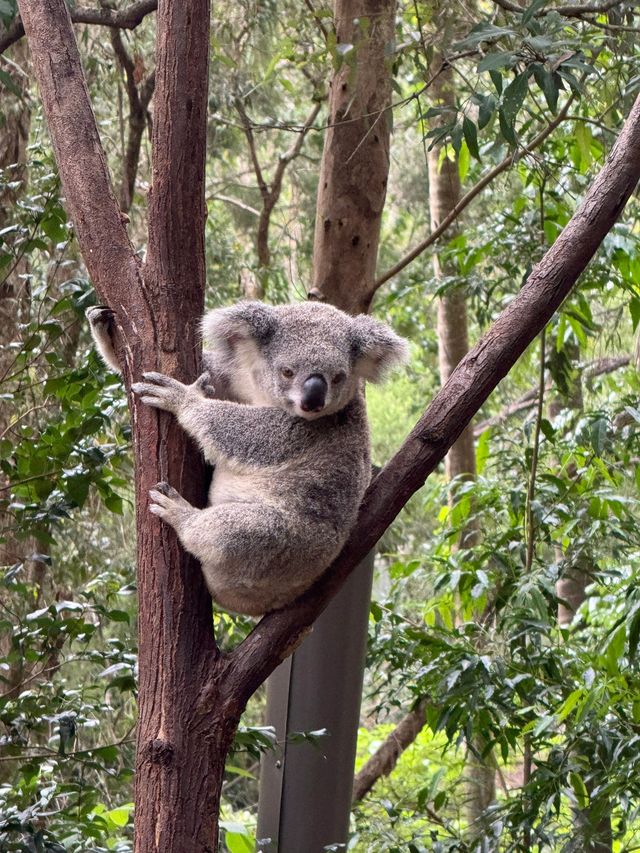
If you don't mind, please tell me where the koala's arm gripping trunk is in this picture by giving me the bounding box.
[177,398,304,467]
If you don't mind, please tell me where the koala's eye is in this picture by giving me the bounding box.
[280,367,294,379]
[332,372,346,385]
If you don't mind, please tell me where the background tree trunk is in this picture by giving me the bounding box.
[550,346,612,852]
[310,0,395,313]
[258,0,396,844]
[427,61,496,831]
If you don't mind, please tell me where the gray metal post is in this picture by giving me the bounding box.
[256,552,375,852]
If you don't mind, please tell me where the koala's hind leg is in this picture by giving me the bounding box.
[178,502,316,615]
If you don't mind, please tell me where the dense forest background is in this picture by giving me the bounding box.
[1,0,640,850]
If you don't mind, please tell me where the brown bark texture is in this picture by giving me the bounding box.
[352,701,427,801]
[310,0,395,314]
[0,0,157,55]
[16,0,223,850]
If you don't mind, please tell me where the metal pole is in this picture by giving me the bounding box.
[257,551,375,851]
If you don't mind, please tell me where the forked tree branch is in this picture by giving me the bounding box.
[218,92,640,713]
[0,1,157,55]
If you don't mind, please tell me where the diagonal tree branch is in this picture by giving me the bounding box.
[352,700,428,802]
[217,92,640,713]
[374,96,575,290]
[0,0,157,56]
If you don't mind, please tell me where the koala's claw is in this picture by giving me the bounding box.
[132,372,185,413]
[142,371,177,387]
[151,481,179,499]
[149,482,191,521]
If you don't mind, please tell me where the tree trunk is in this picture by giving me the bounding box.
[310,0,395,313]
[259,0,395,840]
[15,1,230,849]
[427,60,495,827]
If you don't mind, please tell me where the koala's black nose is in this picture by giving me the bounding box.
[300,374,327,412]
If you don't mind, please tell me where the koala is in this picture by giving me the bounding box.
[87,301,408,615]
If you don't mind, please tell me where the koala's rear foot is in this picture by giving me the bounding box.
[149,482,196,529]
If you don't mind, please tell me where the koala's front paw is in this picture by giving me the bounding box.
[131,372,186,414]
[149,481,193,525]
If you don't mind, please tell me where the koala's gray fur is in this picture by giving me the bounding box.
[88,301,408,615]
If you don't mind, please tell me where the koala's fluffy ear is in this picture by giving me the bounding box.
[351,315,410,383]
[201,301,276,348]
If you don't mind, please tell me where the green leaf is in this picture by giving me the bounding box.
[104,804,133,827]
[630,296,640,332]
[498,107,517,146]
[455,23,516,50]
[463,116,480,161]
[501,73,528,126]
[225,831,254,853]
[0,68,21,98]
[489,70,503,94]
[569,772,589,810]
[574,123,592,173]
[476,427,491,475]
[628,605,640,660]
[458,139,470,181]
[532,64,559,113]
[522,0,548,25]
[605,624,626,674]
[589,417,608,456]
[477,52,517,73]
[556,689,584,722]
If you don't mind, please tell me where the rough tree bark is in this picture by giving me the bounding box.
[19,0,640,845]
[16,1,220,851]
[310,0,395,313]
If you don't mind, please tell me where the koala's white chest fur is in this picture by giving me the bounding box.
[208,458,291,508]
